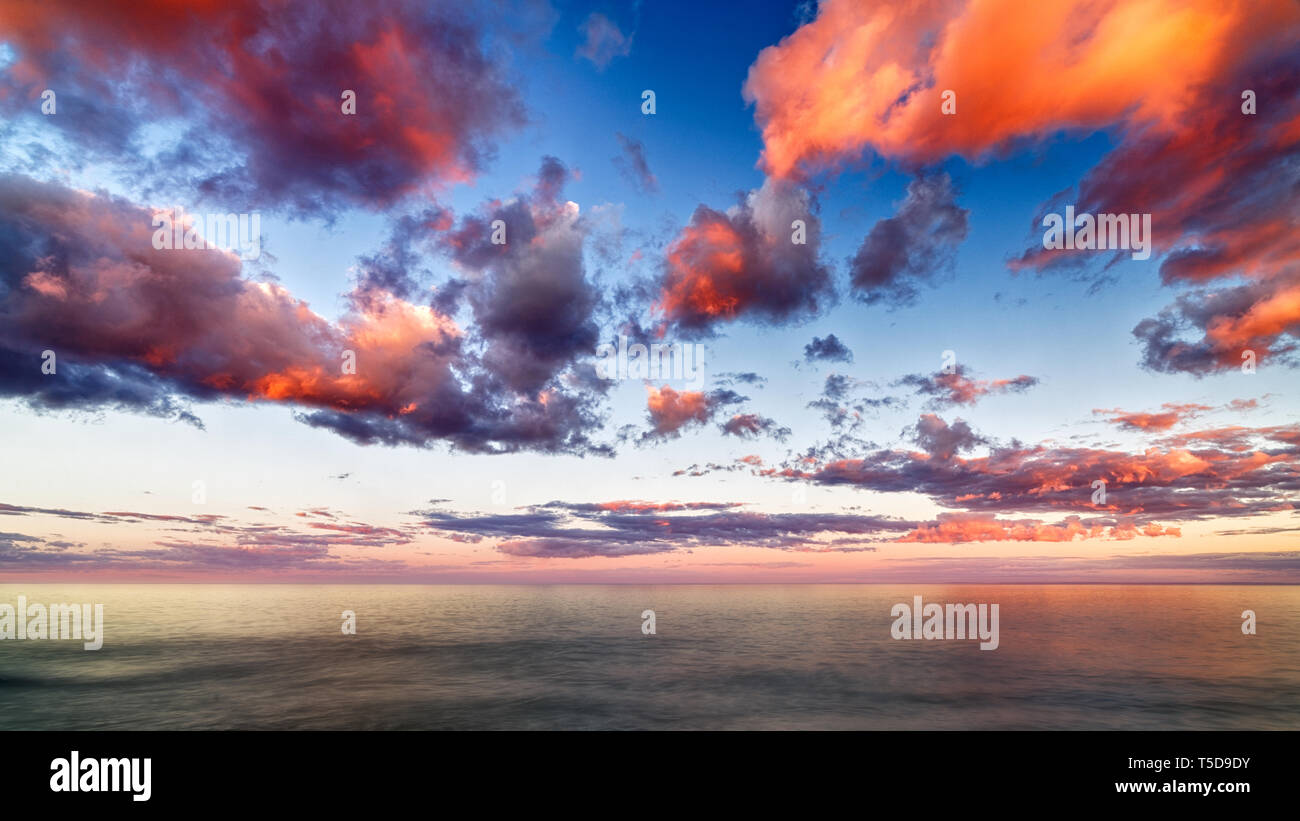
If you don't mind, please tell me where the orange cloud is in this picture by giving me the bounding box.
[742,0,1289,177]
[1205,279,1300,352]
[654,178,832,333]
[596,501,743,513]
[645,386,713,435]
[896,513,1181,543]
[658,219,746,321]
[1093,402,1213,431]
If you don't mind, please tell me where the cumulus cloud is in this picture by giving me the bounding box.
[803,334,853,363]
[742,0,1289,176]
[439,156,602,396]
[0,0,529,216]
[909,414,985,461]
[655,177,833,335]
[0,173,608,454]
[642,386,745,440]
[848,173,970,307]
[1131,279,1300,375]
[743,0,1299,373]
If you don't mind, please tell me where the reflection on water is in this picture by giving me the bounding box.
[0,584,1296,730]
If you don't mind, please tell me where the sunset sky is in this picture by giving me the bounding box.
[1,0,1297,583]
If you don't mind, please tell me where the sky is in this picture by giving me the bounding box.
[0,0,1297,583]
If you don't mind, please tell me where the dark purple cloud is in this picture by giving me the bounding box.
[418,501,914,558]
[803,334,853,363]
[910,414,985,461]
[440,157,604,395]
[720,413,791,441]
[848,172,969,307]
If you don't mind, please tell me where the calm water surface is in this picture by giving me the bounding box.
[0,584,1295,730]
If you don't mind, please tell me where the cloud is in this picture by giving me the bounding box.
[742,0,1299,373]
[848,173,969,307]
[742,0,1289,176]
[803,334,853,363]
[720,413,791,442]
[643,385,745,439]
[0,538,413,574]
[1131,280,1300,375]
[351,207,455,306]
[439,157,603,397]
[772,416,1300,527]
[713,371,767,387]
[420,501,913,558]
[995,9,1298,374]
[0,0,529,216]
[0,501,418,573]
[896,513,1180,543]
[1214,526,1300,537]
[575,12,633,70]
[655,177,833,335]
[1093,402,1213,432]
[895,364,1039,408]
[576,501,745,513]
[613,133,658,194]
[497,538,665,558]
[0,503,120,523]
[0,173,608,454]
[805,374,899,456]
[909,414,985,461]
